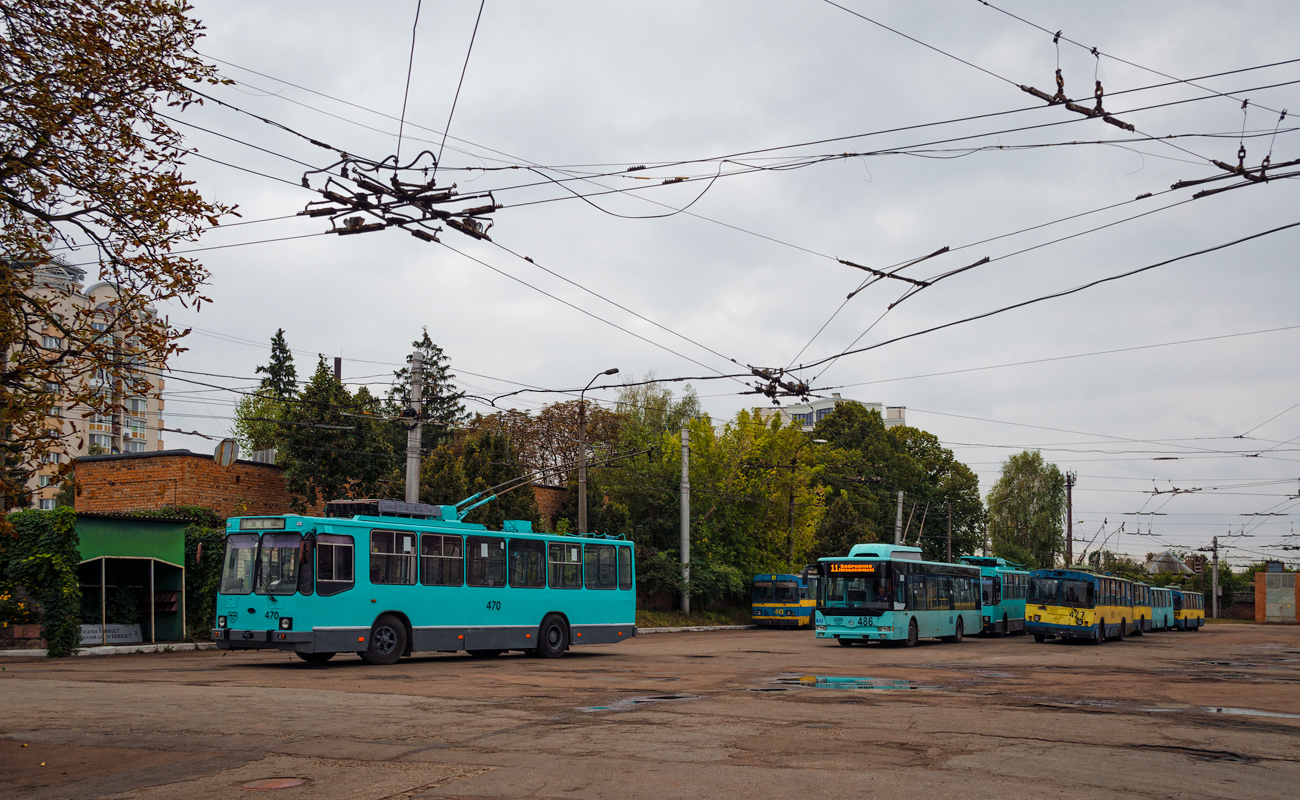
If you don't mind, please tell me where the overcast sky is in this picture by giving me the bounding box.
[104,1,1300,567]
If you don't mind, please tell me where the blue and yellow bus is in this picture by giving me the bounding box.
[212,498,636,664]
[1171,588,1206,631]
[1026,569,1141,643]
[752,566,818,627]
[815,544,981,647]
[1150,586,1175,631]
[959,556,1029,636]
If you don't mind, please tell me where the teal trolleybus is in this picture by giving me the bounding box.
[814,544,981,647]
[1150,586,1175,631]
[959,556,1029,636]
[212,498,636,664]
[752,566,818,628]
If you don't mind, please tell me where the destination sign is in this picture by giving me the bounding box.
[830,563,875,573]
[240,518,286,531]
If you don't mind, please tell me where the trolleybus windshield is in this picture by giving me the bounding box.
[1028,576,1093,607]
[220,534,259,595]
[256,532,303,595]
[820,562,894,611]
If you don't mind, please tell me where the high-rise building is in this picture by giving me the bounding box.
[17,261,167,509]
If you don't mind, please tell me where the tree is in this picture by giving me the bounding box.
[233,329,299,452]
[1,1,233,512]
[388,328,466,453]
[279,358,396,510]
[986,450,1066,569]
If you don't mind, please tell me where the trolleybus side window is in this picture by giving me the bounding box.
[617,546,633,590]
[371,530,416,585]
[549,542,582,589]
[316,534,354,596]
[220,534,259,595]
[585,544,618,590]
[420,533,463,586]
[467,536,507,587]
[909,575,928,610]
[955,577,977,610]
[509,538,546,588]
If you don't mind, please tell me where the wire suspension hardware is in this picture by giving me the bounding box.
[298,151,500,242]
[1020,62,1135,132]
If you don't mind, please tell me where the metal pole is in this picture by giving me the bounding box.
[681,428,690,615]
[1211,535,1220,619]
[578,368,618,534]
[787,458,796,564]
[101,558,107,646]
[404,351,423,503]
[894,491,904,545]
[578,396,587,534]
[1065,471,1075,565]
[150,559,156,644]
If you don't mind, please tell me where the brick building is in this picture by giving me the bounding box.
[76,450,303,519]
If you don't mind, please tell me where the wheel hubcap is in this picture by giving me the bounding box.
[374,626,396,654]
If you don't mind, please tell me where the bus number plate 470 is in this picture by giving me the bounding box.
[485,600,501,611]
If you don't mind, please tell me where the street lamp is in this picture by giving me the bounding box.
[787,437,827,563]
[578,367,619,533]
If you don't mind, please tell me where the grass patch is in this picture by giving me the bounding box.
[636,607,751,628]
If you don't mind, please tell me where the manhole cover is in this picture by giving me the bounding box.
[241,777,312,791]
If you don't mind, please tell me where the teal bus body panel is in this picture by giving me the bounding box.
[214,513,635,655]
[812,546,982,644]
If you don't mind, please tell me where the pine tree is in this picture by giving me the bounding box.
[255,329,297,401]
[388,328,466,452]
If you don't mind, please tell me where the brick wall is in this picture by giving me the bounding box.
[76,450,312,519]
[531,485,567,530]
[1254,572,1300,624]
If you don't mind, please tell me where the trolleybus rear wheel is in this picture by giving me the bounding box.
[943,619,964,643]
[296,651,335,664]
[360,614,406,665]
[902,619,919,648]
[537,614,568,659]
[1133,618,1144,636]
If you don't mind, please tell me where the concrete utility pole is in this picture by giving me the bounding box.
[894,490,904,545]
[404,352,423,504]
[1065,471,1077,565]
[680,428,691,615]
[578,367,618,533]
[1211,535,1220,619]
[947,503,952,563]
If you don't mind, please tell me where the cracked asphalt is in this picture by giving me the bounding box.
[2,623,1298,799]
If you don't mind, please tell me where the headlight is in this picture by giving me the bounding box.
[217,616,227,628]
[878,626,893,633]
[1033,615,1041,622]
[279,617,292,630]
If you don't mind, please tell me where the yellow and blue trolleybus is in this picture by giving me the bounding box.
[1026,569,1143,644]
[751,566,818,627]
[1171,588,1205,631]
[212,498,636,664]
[814,544,981,647]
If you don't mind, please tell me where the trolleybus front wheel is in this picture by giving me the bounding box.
[902,619,919,648]
[360,614,406,666]
[1117,619,1126,641]
[837,637,854,647]
[296,651,336,664]
[537,614,569,659]
[1092,619,1105,645]
[1032,634,1046,643]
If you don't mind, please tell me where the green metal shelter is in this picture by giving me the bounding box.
[76,514,190,645]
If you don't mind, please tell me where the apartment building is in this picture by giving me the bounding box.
[23,261,167,509]
[756,393,906,431]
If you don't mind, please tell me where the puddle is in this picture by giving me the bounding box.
[578,694,699,712]
[777,676,941,691]
[1204,706,1300,720]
